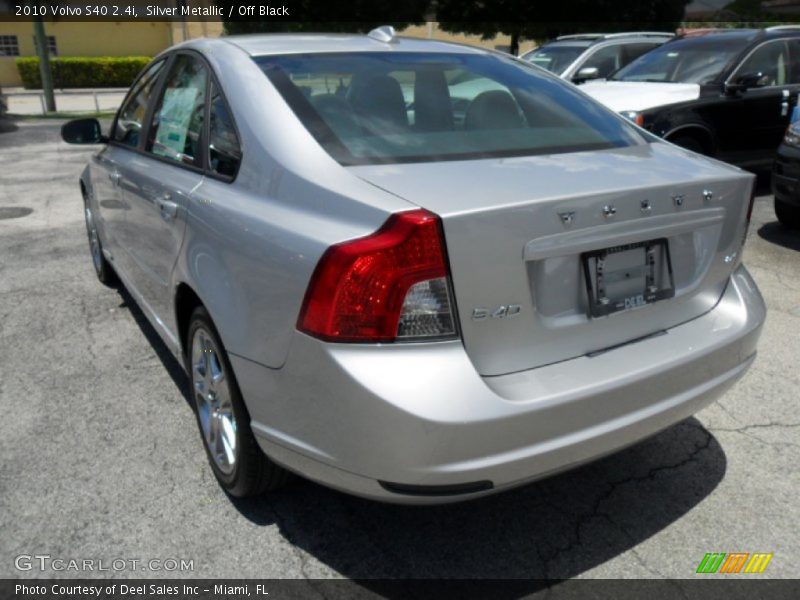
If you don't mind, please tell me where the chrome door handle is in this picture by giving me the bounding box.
[158,195,178,221]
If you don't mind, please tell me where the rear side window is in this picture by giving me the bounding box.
[113,59,166,148]
[522,44,589,74]
[146,54,208,167]
[581,45,623,78]
[255,52,642,165]
[208,81,242,178]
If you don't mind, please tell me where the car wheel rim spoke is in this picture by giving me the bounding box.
[191,326,237,475]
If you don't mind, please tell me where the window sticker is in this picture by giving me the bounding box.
[154,87,200,160]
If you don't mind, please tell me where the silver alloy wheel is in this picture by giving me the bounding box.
[84,205,102,272]
[191,327,238,475]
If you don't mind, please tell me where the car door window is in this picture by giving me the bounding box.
[733,40,790,87]
[581,45,623,78]
[146,54,208,167]
[208,82,242,178]
[112,59,166,148]
[787,39,800,84]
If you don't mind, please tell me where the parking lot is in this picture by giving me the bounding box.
[1,118,798,581]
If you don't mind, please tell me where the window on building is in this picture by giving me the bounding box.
[0,35,20,57]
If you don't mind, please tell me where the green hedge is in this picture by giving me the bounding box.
[16,57,152,89]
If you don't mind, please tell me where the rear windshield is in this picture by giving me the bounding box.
[254,52,643,165]
[610,36,751,84]
[522,44,589,74]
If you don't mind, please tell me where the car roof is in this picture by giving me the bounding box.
[214,33,491,57]
[679,26,800,41]
[665,29,760,47]
[537,40,595,49]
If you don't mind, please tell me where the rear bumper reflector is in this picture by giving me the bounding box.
[378,480,494,496]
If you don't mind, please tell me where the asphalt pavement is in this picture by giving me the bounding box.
[1,119,798,583]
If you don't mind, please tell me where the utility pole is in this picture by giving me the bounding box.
[33,17,56,113]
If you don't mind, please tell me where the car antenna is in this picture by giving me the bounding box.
[368,25,397,44]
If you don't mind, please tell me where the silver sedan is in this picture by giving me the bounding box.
[61,27,765,503]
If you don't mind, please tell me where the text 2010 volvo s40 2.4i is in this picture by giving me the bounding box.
[62,28,765,503]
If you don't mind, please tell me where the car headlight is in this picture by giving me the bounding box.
[620,111,645,127]
[783,122,800,147]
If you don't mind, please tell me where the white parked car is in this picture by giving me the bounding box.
[521,32,673,84]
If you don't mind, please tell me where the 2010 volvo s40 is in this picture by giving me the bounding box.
[62,28,766,503]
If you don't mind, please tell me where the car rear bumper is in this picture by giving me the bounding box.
[232,265,765,504]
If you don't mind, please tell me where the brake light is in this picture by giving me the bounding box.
[298,209,457,342]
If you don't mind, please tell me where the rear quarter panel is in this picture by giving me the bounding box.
[173,40,411,367]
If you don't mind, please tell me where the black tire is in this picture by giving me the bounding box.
[82,195,117,286]
[775,198,800,229]
[670,134,706,155]
[185,306,289,497]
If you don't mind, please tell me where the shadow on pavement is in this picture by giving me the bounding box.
[115,284,193,409]
[0,117,19,134]
[116,272,727,587]
[230,418,723,586]
[757,221,800,252]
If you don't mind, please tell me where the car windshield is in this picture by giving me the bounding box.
[521,44,589,74]
[254,52,643,165]
[609,35,751,84]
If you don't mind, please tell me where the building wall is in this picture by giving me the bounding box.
[168,19,224,43]
[0,21,171,86]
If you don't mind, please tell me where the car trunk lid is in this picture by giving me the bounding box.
[350,142,754,376]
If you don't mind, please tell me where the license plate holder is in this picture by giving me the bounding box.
[582,238,674,318]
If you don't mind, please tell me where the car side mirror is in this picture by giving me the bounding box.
[726,72,770,94]
[61,118,107,144]
[573,66,600,83]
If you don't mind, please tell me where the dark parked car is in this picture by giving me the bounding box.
[520,32,672,84]
[772,121,800,227]
[582,26,800,169]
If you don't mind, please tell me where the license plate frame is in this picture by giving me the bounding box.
[582,238,675,318]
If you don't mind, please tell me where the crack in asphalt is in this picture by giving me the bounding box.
[265,501,317,583]
[709,420,800,450]
[713,421,800,432]
[539,425,713,579]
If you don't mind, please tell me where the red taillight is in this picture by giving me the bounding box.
[297,209,456,343]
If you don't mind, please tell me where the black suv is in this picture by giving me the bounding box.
[581,27,800,169]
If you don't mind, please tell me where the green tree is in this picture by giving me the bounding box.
[436,0,692,54]
[214,0,429,35]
